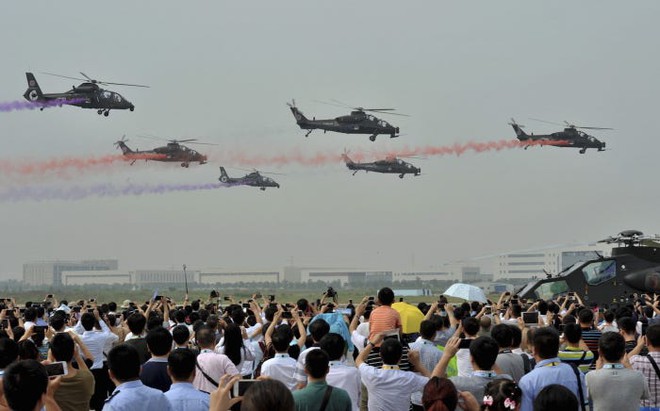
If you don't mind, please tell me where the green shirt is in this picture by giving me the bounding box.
[558,346,594,373]
[293,381,352,411]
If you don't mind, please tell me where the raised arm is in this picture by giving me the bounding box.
[292,309,307,349]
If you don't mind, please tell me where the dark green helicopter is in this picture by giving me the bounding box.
[288,99,408,142]
[341,152,421,179]
[23,72,148,116]
[517,230,660,305]
[510,118,611,154]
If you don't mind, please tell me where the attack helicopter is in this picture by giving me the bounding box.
[288,99,407,142]
[114,136,210,168]
[341,152,421,178]
[509,118,611,154]
[23,72,148,116]
[218,167,280,190]
[517,230,660,305]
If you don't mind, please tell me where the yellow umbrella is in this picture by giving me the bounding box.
[392,302,425,334]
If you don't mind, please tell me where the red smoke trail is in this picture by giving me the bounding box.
[210,139,568,167]
[0,153,165,178]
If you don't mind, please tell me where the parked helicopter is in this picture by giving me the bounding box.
[517,230,660,305]
[114,136,209,167]
[218,167,280,190]
[288,99,407,142]
[509,118,611,154]
[341,152,421,178]
[23,72,148,116]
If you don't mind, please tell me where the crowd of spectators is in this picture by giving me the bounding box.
[0,288,657,411]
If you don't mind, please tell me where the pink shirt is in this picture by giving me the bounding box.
[192,349,240,393]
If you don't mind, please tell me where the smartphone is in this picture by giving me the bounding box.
[254,293,262,299]
[87,309,94,313]
[281,311,293,319]
[383,329,400,341]
[368,296,375,301]
[44,361,68,377]
[523,312,539,325]
[568,292,575,297]
[72,306,81,313]
[458,339,472,349]
[242,303,250,309]
[268,295,275,302]
[297,310,303,317]
[484,306,492,315]
[89,298,96,303]
[233,379,257,397]
[511,299,519,305]
[154,296,163,301]
[223,297,231,301]
[337,308,352,315]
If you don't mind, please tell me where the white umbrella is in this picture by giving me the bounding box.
[443,283,487,303]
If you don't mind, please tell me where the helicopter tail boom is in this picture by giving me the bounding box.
[23,72,44,102]
[509,119,529,140]
[289,104,309,126]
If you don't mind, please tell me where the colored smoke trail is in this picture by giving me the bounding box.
[0,98,85,112]
[0,182,228,202]
[212,139,567,167]
[0,153,165,179]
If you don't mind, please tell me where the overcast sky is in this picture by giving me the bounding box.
[1,1,659,279]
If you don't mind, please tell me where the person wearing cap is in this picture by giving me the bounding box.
[121,300,133,309]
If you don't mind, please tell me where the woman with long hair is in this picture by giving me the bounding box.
[218,323,255,377]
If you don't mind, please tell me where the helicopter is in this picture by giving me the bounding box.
[341,152,421,178]
[23,72,148,116]
[517,230,660,306]
[114,136,209,168]
[509,118,611,154]
[287,99,407,142]
[218,167,280,190]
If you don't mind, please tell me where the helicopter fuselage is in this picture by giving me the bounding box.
[290,106,399,141]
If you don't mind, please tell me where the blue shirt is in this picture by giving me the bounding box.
[102,380,173,411]
[164,382,210,411]
[518,357,587,411]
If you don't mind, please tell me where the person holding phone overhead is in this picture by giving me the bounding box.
[50,332,95,411]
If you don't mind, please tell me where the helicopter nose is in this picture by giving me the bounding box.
[395,127,400,134]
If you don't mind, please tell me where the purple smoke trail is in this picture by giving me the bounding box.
[0,98,85,113]
[0,182,228,202]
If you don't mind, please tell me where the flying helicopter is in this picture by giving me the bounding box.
[509,118,611,154]
[218,167,280,190]
[114,136,210,168]
[341,152,421,178]
[23,72,148,116]
[517,230,660,305]
[287,99,407,142]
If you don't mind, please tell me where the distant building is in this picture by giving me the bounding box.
[494,245,606,280]
[200,269,281,284]
[23,260,118,286]
[133,269,201,286]
[62,270,130,286]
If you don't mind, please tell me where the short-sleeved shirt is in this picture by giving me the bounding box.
[586,366,649,411]
[358,363,428,411]
[293,381,352,411]
[261,353,299,390]
[164,382,210,411]
[450,372,512,406]
[326,361,361,411]
[54,367,95,411]
[629,352,660,408]
[518,358,587,411]
[102,380,173,411]
[191,349,240,393]
[495,352,525,382]
[368,306,401,344]
[558,347,594,374]
[140,358,172,392]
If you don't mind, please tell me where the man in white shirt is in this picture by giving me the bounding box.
[319,333,361,411]
[295,319,330,389]
[74,308,118,410]
[408,320,443,411]
[260,321,299,390]
[356,333,445,411]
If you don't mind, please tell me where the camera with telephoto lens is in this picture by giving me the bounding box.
[326,287,337,300]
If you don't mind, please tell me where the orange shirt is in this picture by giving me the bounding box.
[368,305,402,345]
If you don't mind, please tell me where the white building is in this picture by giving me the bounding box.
[24,260,118,286]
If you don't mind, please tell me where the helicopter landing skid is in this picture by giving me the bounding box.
[369,134,378,142]
[305,130,313,137]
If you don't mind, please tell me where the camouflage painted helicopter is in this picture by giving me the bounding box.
[510,118,611,154]
[288,99,407,142]
[23,72,148,116]
[218,167,280,190]
[341,152,421,178]
[518,230,660,305]
[114,136,209,167]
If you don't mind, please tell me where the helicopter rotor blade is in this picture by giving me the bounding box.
[40,72,88,82]
[313,100,350,109]
[364,109,410,117]
[576,126,614,130]
[184,141,218,146]
[529,118,565,126]
[79,72,94,82]
[173,139,198,143]
[96,81,150,88]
